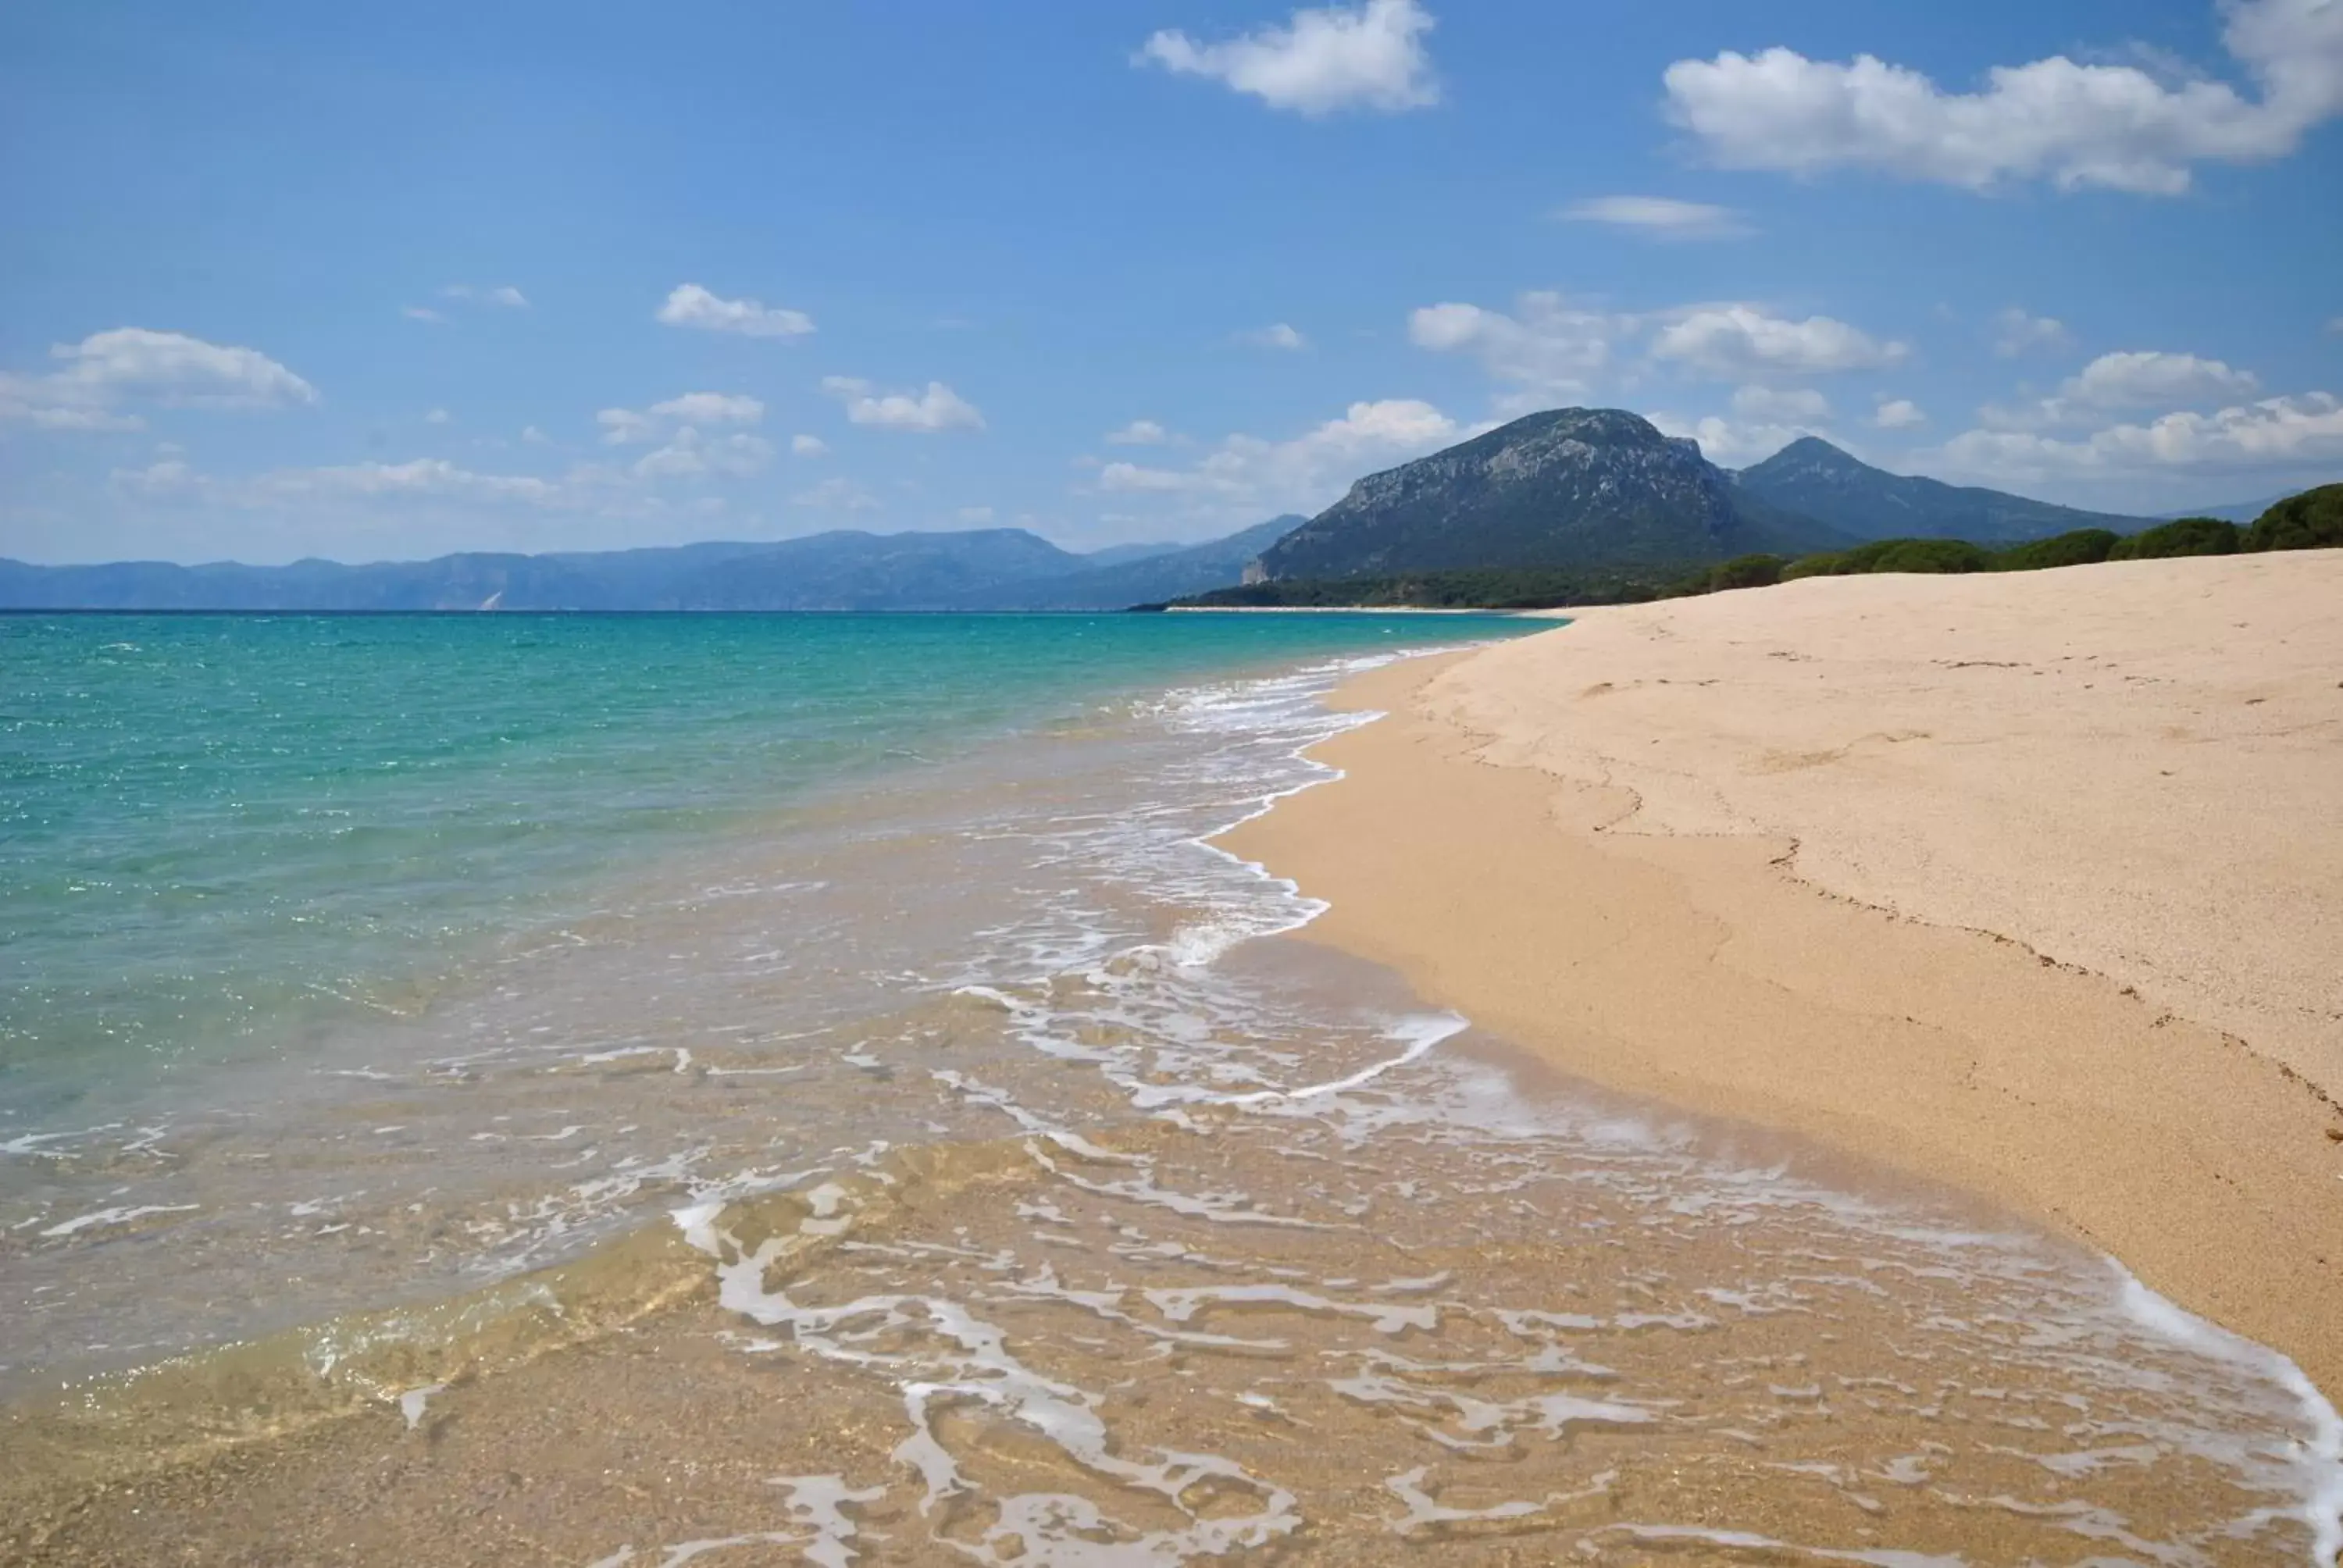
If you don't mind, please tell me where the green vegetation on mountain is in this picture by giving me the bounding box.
[1179,479,2340,611]
[1732,436,2155,544]
[2241,483,2343,551]
[1992,529,2120,571]
[2105,517,2239,560]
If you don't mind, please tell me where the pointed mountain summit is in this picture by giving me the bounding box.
[1734,437,2154,544]
[1259,408,1845,581]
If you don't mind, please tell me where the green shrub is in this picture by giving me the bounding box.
[2241,483,2343,551]
[1706,554,1786,591]
[1993,528,2119,571]
[2106,518,2239,559]
[1780,551,1848,580]
[1863,538,1994,574]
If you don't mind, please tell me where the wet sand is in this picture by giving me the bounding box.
[1222,551,2343,1400]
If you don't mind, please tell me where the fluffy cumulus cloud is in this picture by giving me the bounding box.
[1993,308,2074,358]
[1646,413,1823,469]
[1,327,316,430]
[821,376,985,433]
[1985,351,2262,428]
[1095,398,1460,516]
[1651,306,1908,379]
[1874,397,1928,429]
[1942,391,2343,480]
[1407,293,1630,397]
[1410,294,1905,399]
[790,433,829,457]
[1138,0,1437,115]
[1559,196,1749,241]
[630,428,773,480]
[655,283,815,339]
[1105,419,1171,445]
[1661,0,2343,195]
[596,390,765,445]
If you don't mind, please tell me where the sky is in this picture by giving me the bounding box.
[2,0,2341,565]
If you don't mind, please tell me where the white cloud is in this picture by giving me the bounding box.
[647,391,764,426]
[632,429,772,480]
[109,458,206,499]
[1105,419,1172,445]
[403,305,445,324]
[440,284,530,308]
[1985,350,2263,429]
[792,476,880,511]
[1648,413,1822,469]
[1731,384,1831,422]
[2058,350,2259,409]
[1661,0,2343,194]
[1559,196,1749,240]
[655,283,815,339]
[791,433,829,457]
[597,390,764,447]
[2328,315,2343,333]
[1094,398,1460,517]
[597,408,654,445]
[2,327,316,430]
[521,426,551,445]
[424,407,451,426]
[1138,0,1437,115]
[1652,305,1909,379]
[259,458,558,504]
[1238,323,1309,351]
[1874,397,1928,429]
[1942,391,2343,479]
[820,376,985,433]
[956,506,996,524]
[1408,292,1630,397]
[1993,308,2073,358]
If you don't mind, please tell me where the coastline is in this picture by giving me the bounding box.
[1221,552,2343,1399]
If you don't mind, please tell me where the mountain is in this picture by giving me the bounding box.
[1259,408,1846,582]
[2153,493,2316,525]
[0,521,1290,612]
[1734,437,2155,544]
[965,517,1303,609]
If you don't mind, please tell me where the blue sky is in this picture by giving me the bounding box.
[3,0,2340,564]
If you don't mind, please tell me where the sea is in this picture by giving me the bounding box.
[2,611,2337,1565]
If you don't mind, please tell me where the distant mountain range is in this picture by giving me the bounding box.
[10,411,2283,611]
[1731,437,2157,544]
[0,520,1303,612]
[1261,409,1849,583]
[2151,494,2300,525]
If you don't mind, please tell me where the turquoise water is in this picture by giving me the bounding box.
[0,611,1529,1124]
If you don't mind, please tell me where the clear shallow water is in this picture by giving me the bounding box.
[0,611,1526,1125]
[2,611,2339,1564]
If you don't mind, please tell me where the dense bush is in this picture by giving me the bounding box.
[1705,554,1787,591]
[1780,538,1992,578]
[1992,528,2120,571]
[2106,517,2239,559]
[2241,483,2343,551]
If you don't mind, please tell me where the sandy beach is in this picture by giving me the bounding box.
[1223,551,2343,1396]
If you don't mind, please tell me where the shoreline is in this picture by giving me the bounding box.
[1220,553,2343,1400]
